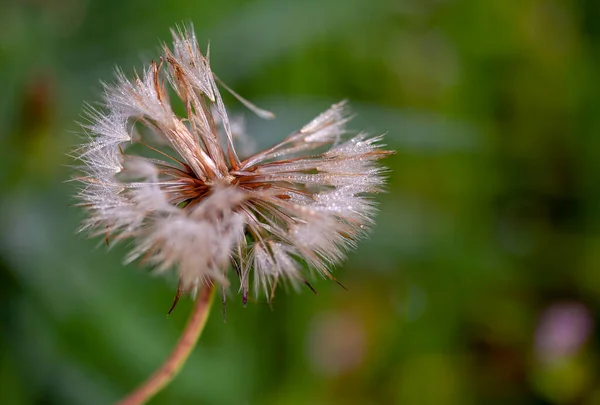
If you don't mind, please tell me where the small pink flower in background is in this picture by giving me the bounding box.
[535,301,593,363]
[307,312,367,376]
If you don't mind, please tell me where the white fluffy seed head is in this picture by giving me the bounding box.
[73,25,392,301]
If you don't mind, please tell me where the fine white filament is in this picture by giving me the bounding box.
[74,26,391,303]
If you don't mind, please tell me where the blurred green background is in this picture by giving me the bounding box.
[2,0,600,404]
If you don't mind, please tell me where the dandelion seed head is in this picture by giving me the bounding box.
[73,26,392,301]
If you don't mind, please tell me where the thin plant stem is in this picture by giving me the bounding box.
[116,283,216,405]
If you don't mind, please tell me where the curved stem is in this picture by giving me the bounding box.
[116,283,216,405]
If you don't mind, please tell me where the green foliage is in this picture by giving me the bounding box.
[2,0,600,403]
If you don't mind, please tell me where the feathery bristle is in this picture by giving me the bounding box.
[74,26,392,303]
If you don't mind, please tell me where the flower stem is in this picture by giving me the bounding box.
[116,283,216,405]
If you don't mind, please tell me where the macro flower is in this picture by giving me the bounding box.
[74,26,391,306]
